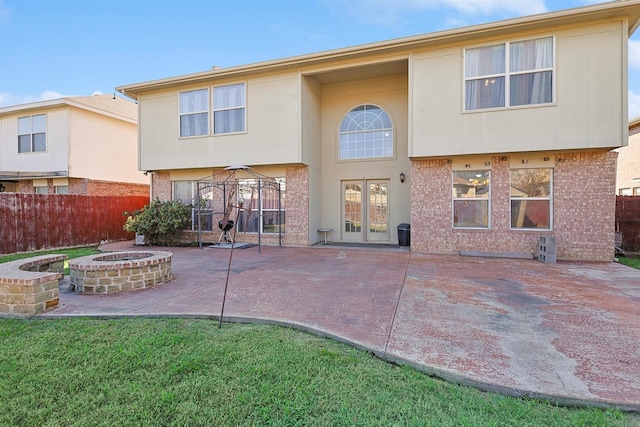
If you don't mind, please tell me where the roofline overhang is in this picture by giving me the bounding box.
[630,115,640,128]
[0,171,68,180]
[116,0,640,100]
[0,98,136,124]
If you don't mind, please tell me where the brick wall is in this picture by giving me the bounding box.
[411,150,615,261]
[85,180,149,197]
[154,167,310,247]
[152,172,172,201]
[211,165,309,247]
[282,165,309,246]
[18,181,34,193]
[554,151,616,261]
[14,178,149,196]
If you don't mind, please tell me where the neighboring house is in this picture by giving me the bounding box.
[0,94,149,196]
[116,1,640,261]
[615,116,640,195]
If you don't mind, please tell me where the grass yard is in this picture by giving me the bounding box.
[0,246,100,274]
[0,318,632,427]
[618,255,640,270]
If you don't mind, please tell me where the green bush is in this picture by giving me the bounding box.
[124,199,192,246]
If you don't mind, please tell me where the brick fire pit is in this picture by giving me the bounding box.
[69,251,172,294]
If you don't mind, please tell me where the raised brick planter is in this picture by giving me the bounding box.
[0,254,67,315]
[69,251,172,294]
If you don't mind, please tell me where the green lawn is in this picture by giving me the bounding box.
[0,318,632,427]
[618,255,640,270]
[0,246,100,274]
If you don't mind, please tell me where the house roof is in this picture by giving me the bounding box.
[116,0,640,99]
[0,94,136,124]
[631,116,640,128]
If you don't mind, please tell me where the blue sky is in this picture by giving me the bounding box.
[0,0,639,118]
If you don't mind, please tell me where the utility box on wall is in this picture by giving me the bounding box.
[538,236,557,263]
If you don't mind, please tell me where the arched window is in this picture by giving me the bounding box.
[338,104,393,160]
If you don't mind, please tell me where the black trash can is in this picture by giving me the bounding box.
[397,223,410,247]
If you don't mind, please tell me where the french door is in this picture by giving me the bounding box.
[342,179,390,243]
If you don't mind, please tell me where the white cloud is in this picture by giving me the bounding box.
[0,91,76,108]
[630,90,640,120]
[629,40,640,70]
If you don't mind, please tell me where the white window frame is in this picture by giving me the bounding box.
[54,185,69,194]
[452,170,491,229]
[18,114,47,153]
[464,36,554,111]
[179,89,209,138]
[213,83,246,135]
[172,180,214,231]
[510,168,553,230]
[236,178,285,234]
[337,104,394,161]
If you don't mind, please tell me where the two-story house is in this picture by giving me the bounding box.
[616,116,640,195]
[0,94,149,196]
[117,1,640,261]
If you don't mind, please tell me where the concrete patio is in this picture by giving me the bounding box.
[37,240,640,412]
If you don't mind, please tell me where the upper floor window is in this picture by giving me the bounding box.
[453,170,490,228]
[464,36,553,111]
[213,83,245,134]
[18,114,47,153]
[338,104,393,160]
[179,89,209,137]
[510,168,552,230]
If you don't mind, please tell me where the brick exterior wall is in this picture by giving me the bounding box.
[18,181,35,193]
[282,165,310,246]
[166,166,311,247]
[554,151,616,261]
[152,172,172,201]
[84,180,149,197]
[411,150,615,261]
[13,178,149,196]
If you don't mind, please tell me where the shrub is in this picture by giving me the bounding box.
[123,199,192,246]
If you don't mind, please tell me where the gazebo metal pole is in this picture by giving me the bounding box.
[219,198,243,329]
[197,181,202,249]
[278,180,282,247]
[258,178,262,254]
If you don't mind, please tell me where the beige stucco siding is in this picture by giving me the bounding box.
[411,20,626,157]
[138,72,302,171]
[67,107,146,184]
[301,76,322,241]
[318,74,411,242]
[0,107,69,173]
[615,129,640,194]
[301,75,321,168]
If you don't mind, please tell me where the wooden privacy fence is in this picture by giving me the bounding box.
[0,194,149,255]
[616,195,640,252]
